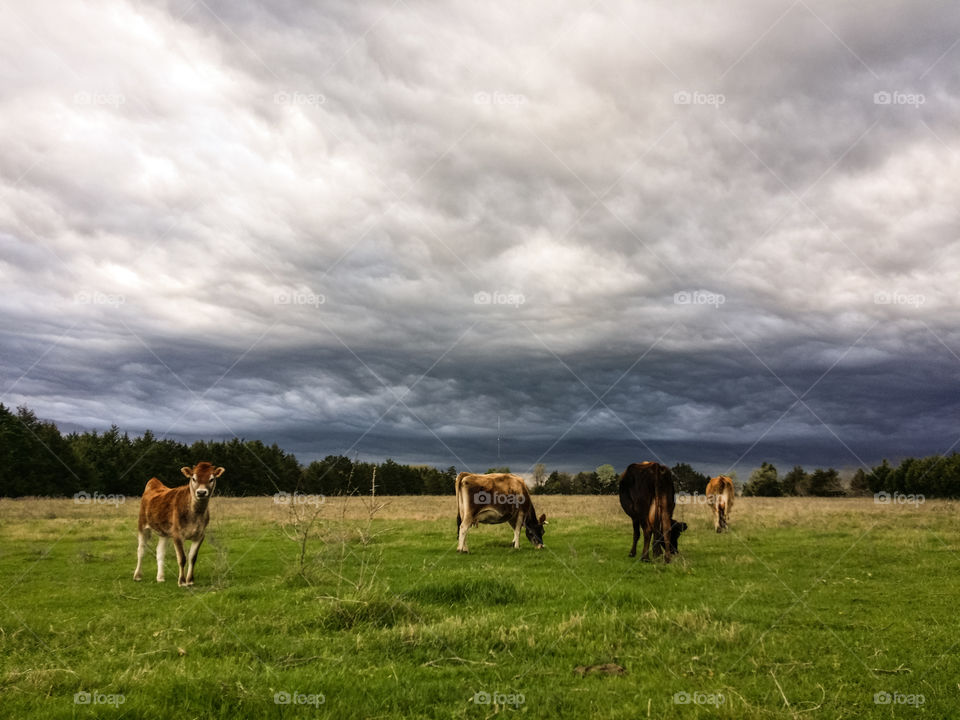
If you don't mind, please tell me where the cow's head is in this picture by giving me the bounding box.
[669,520,688,554]
[181,462,225,500]
[524,513,547,549]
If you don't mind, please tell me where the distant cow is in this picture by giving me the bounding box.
[618,461,687,562]
[705,475,735,533]
[456,472,546,553]
[134,462,224,587]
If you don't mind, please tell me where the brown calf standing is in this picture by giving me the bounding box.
[134,462,224,587]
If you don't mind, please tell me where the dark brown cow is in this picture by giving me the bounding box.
[456,472,545,553]
[619,461,687,562]
[134,462,224,586]
[705,475,735,532]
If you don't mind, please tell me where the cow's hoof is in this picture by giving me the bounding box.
[178,580,188,587]
[641,556,651,563]
[133,575,142,582]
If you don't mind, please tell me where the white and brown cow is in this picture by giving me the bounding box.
[456,472,546,553]
[705,475,735,533]
[134,462,224,587]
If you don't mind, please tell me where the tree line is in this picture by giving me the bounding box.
[2,403,959,498]
[740,458,960,498]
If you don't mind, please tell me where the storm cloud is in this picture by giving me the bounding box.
[2,0,959,477]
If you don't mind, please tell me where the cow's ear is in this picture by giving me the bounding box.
[539,513,547,525]
[213,466,225,477]
[180,466,193,478]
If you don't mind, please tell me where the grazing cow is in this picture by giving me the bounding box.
[705,475,735,533]
[134,462,224,587]
[456,472,546,553]
[618,461,687,562]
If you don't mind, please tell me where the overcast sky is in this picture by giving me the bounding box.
[2,0,959,479]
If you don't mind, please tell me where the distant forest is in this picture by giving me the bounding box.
[1,403,958,499]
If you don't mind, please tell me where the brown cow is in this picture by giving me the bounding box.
[133,462,224,587]
[456,472,545,553]
[705,475,735,533]
[618,461,687,562]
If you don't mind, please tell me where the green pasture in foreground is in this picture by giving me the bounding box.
[0,495,956,718]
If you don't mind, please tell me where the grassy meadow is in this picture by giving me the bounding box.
[0,493,956,718]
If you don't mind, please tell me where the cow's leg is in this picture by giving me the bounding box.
[457,516,470,553]
[185,535,203,586]
[457,513,461,540]
[640,525,652,562]
[629,517,640,557]
[155,536,167,582]
[512,515,523,549]
[134,528,149,581]
[173,538,188,586]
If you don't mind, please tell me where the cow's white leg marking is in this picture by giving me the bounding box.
[155,536,166,582]
[134,529,149,581]
[512,514,523,549]
[457,517,470,553]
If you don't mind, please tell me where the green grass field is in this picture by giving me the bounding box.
[0,494,955,718]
